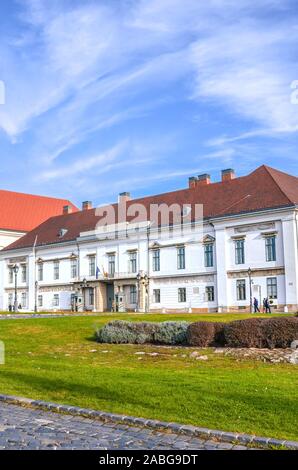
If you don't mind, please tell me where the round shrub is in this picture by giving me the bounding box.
[223,318,266,348]
[261,317,298,349]
[153,321,188,345]
[187,321,225,347]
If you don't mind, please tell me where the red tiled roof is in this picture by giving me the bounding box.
[0,189,78,232]
[3,165,298,252]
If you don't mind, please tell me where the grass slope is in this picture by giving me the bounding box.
[0,313,297,440]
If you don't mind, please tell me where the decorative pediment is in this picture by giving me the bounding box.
[202,235,215,244]
[149,242,162,250]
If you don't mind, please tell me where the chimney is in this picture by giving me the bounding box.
[118,192,131,203]
[63,205,72,215]
[82,201,92,211]
[188,177,197,189]
[197,173,211,186]
[221,168,235,182]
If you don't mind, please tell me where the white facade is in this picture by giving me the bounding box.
[0,229,25,251]
[0,205,297,313]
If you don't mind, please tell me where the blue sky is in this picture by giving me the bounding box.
[0,0,297,206]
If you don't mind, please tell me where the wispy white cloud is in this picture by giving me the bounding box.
[38,141,127,181]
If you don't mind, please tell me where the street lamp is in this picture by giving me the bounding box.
[34,281,38,313]
[136,273,141,312]
[13,264,19,312]
[248,267,252,314]
[80,278,89,311]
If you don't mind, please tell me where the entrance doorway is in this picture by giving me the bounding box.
[107,284,114,312]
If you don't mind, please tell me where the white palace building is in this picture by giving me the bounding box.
[1,165,298,313]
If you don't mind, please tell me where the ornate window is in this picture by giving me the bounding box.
[204,244,214,267]
[235,239,245,264]
[152,249,160,272]
[153,289,161,303]
[53,261,60,280]
[70,259,77,279]
[130,285,137,304]
[108,254,115,276]
[205,286,215,302]
[267,277,277,299]
[128,252,137,273]
[89,256,96,277]
[178,287,186,302]
[265,236,276,262]
[177,246,185,270]
[236,279,246,300]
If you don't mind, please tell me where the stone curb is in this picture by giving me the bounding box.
[0,394,297,450]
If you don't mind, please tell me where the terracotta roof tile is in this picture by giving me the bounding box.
[0,189,78,232]
[3,165,298,252]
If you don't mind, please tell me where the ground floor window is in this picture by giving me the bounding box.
[89,289,94,306]
[53,294,59,307]
[267,277,277,299]
[38,295,43,307]
[236,279,246,300]
[153,289,160,303]
[178,287,186,303]
[205,286,215,302]
[130,285,137,304]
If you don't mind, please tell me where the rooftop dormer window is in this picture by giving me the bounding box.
[58,228,68,238]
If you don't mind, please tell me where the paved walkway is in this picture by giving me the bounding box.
[0,402,248,450]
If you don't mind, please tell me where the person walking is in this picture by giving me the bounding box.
[253,297,260,313]
[262,298,266,313]
[265,297,271,313]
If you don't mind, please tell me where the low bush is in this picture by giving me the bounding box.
[153,321,188,345]
[96,320,158,344]
[262,317,298,349]
[223,318,266,348]
[97,317,298,349]
[187,321,225,347]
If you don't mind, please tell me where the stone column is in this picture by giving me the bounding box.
[139,281,147,312]
[95,283,107,312]
[28,254,36,311]
[214,226,230,312]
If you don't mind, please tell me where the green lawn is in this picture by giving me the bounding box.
[0,313,297,441]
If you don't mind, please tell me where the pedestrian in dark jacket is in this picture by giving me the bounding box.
[265,297,271,313]
[253,297,260,313]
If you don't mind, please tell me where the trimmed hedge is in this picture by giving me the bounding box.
[96,320,158,344]
[223,318,266,348]
[187,321,225,347]
[223,317,298,349]
[96,317,298,349]
[96,320,188,345]
[262,317,298,349]
[153,321,188,345]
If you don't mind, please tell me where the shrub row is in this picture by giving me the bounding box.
[96,317,298,349]
[96,320,188,345]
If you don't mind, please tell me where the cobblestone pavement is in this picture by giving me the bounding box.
[0,402,249,450]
